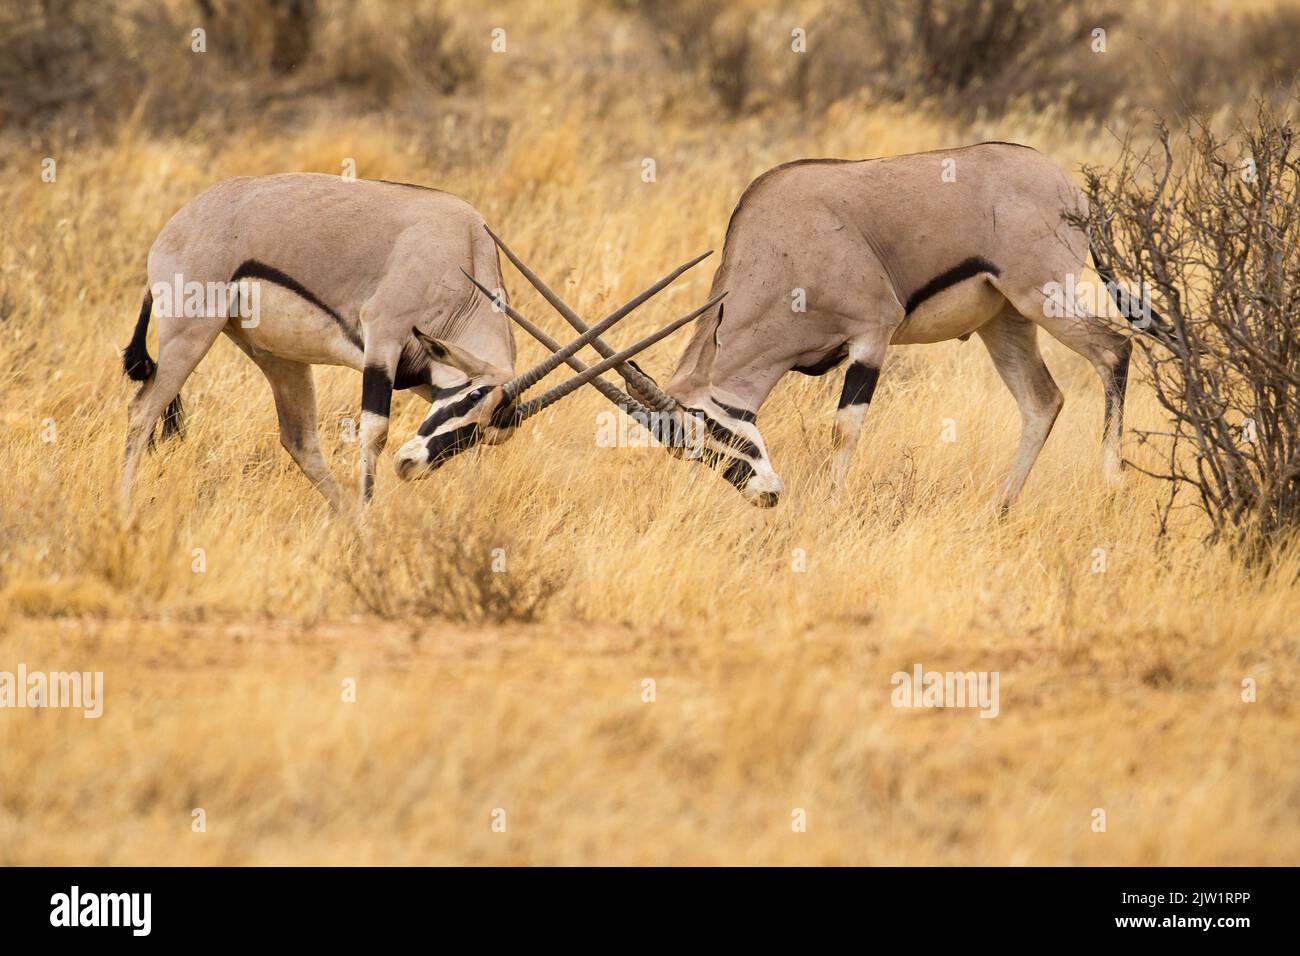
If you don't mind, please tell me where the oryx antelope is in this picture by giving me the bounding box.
[481,143,1149,510]
[120,173,707,512]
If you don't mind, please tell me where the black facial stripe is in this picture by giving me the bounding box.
[361,365,393,418]
[905,257,1001,313]
[838,362,880,409]
[656,413,690,449]
[417,388,482,437]
[428,381,471,401]
[712,398,756,423]
[721,455,756,489]
[426,423,481,464]
[704,418,761,460]
[684,406,763,461]
[625,407,692,449]
[230,260,362,349]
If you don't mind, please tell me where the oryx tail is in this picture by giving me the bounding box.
[122,289,185,442]
[1089,237,1171,339]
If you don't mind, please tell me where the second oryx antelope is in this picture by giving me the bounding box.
[120,173,708,512]
[479,143,1153,510]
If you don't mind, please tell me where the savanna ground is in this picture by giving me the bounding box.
[1,0,1299,865]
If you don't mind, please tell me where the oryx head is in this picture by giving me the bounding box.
[478,227,783,507]
[394,264,709,481]
[676,395,783,508]
[393,333,515,481]
[655,303,782,507]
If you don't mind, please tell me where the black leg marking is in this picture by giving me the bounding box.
[838,362,880,409]
[1113,341,1132,396]
[361,365,394,418]
[160,394,186,439]
[905,257,1001,313]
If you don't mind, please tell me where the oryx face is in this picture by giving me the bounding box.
[394,331,518,481]
[394,380,519,480]
[681,403,783,507]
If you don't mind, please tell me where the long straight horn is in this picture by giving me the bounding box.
[486,225,700,411]
[513,293,725,423]
[496,287,654,401]
[460,269,654,418]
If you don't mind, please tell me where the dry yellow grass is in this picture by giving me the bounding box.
[2,0,1299,865]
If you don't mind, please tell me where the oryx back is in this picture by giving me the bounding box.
[146,173,511,379]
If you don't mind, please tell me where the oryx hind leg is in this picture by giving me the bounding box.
[120,317,224,516]
[976,309,1064,513]
[229,341,345,512]
[993,274,1132,487]
[1037,313,1131,486]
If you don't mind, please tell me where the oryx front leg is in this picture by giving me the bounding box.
[829,340,887,489]
[359,346,400,504]
[977,312,1063,514]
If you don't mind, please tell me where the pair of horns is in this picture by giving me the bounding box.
[487,226,687,412]
[465,227,720,424]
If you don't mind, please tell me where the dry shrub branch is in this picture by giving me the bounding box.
[1076,102,1300,560]
[336,499,559,624]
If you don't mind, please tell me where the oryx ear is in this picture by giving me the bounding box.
[412,328,500,379]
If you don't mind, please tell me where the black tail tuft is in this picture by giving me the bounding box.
[123,291,157,381]
[125,289,186,448]
[161,394,185,440]
[1090,239,1173,339]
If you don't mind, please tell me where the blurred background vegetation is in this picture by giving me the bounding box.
[3,0,1298,146]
